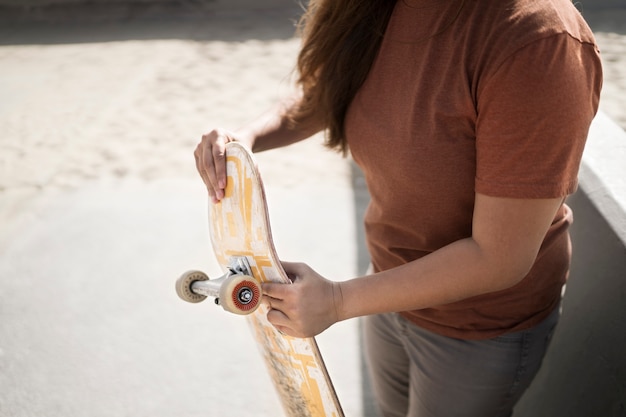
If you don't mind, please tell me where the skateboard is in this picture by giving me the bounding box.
[176,142,344,417]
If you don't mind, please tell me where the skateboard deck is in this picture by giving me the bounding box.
[177,142,344,417]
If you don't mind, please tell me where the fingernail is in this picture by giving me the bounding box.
[218,179,225,189]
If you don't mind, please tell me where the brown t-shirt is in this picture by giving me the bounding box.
[344,0,602,339]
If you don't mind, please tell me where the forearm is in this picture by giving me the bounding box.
[236,95,323,152]
[338,237,530,321]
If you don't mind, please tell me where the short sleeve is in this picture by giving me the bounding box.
[475,34,602,198]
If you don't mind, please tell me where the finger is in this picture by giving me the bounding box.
[280,261,307,282]
[262,282,290,300]
[196,129,231,202]
[200,134,222,200]
[194,143,217,202]
[266,308,296,337]
[210,139,228,200]
[262,293,284,310]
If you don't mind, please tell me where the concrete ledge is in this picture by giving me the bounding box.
[579,110,626,245]
[513,111,626,417]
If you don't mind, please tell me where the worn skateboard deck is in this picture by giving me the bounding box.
[181,142,344,417]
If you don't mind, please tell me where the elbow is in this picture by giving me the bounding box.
[474,240,539,293]
[506,262,533,288]
[490,251,538,292]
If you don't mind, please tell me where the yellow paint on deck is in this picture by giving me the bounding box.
[209,143,342,416]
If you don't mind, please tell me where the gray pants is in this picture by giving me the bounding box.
[363,308,559,417]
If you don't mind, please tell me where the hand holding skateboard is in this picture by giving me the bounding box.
[194,128,240,203]
[264,261,343,338]
[176,141,344,417]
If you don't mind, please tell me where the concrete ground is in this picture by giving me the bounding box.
[0,4,624,417]
[0,178,368,417]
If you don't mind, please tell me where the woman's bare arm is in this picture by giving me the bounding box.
[263,194,564,338]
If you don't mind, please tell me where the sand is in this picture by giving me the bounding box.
[0,8,349,225]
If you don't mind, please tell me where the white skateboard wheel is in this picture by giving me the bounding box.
[219,275,262,315]
[176,270,209,303]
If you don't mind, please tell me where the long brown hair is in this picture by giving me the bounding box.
[289,0,396,155]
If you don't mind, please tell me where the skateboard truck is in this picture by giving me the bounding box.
[176,257,262,315]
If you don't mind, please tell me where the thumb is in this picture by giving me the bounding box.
[280,261,308,282]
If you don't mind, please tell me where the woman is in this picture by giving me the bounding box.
[195,0,602,416]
